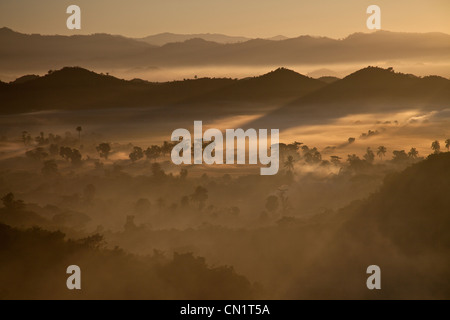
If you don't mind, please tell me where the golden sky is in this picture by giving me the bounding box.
[0,0,449,38]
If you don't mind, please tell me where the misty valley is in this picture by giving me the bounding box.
[0,65,449,299]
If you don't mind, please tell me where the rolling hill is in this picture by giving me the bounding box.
[0,67,325,115]
[249,67,450,129]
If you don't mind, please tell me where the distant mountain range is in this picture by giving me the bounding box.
[1,27,449,72]
[137,33,290,46]
[1,67,449,125]
[137,32,252,46]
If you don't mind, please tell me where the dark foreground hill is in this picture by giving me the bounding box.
[2,66,450,120]
[0,223,256,299]
[288,152,450,299]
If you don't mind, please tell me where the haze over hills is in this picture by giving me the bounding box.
[2,66,450,127]
[137,32,291,46]
[1,27,450,74]
[177,68,326,106]
[0,67,328,116]
[138,32,252,46]
[249,66,450,129]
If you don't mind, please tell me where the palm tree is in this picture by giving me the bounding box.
[76,126,82,146]
[377,146,387,160]
[431,140,441,154]
[364,147,375,163]
[284,155,295,172]
[445,138,450,151]
[408,148,419,159]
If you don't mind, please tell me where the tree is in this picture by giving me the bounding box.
[348,137,356,144]
[21,131,32,146]
[363,147,375,163]
[265,195,279,215]
[303,147,322,164]
[377,146,387,160]
[347,154,360,164]
[129,146,144,162]
[161,141,173,156]
[392,150,408,162]
[190,186,208,210]
[284,155,295,172]
[1,193,25,211]
[431,140,440,154]
[144,145,161,161]
[70,149,82,165]
[347,154,368,171]
[35,132,46,145]
[59,147,82,165]
[408,148,419,159]
[445,139,450,151]
[59,146,72,160]
[96,143,111,159]
[76,126,82,145]
[151,162,165,179]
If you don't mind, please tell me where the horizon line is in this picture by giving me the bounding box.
[2,26,449,42]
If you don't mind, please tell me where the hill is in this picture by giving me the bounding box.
[1,28,450,72]
[249,67,450,129]
[178,67,326,105]
[0,223,256,299]
[289,152,450,299]
[0,67,326,115]
[138,32,251,46]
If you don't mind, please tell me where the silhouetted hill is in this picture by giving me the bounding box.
[267,35,289,41]
[2,28,450,71]
[0,27,153,70]
[0,67,236,114]
[139,32,251,46]
[138,32,290,46]
[317,76,340,84]
[289,152,450,299]
[2,67,450,120]
[10,74,39,84]
[1,67,326,115]
[249,67,450,129]
[344,152,450,254]
[0,223,256,299]
[179,68,326,105]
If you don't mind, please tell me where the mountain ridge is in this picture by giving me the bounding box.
[2,66,450,119]
[1,28,449,72]
[247,66,450,130]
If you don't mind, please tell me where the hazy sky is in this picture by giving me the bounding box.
[0,0,449,38]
